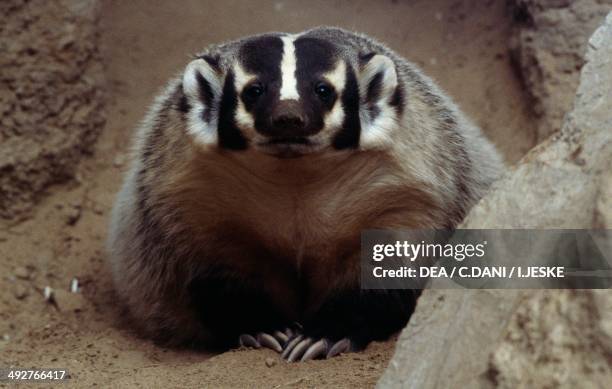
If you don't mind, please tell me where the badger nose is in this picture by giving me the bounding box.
[267,100,308,137]
[273,113,305,129]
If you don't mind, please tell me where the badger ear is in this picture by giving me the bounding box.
[358,54,400,149]
[182,56,223,145]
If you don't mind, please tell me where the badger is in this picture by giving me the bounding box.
[107,27,504,362]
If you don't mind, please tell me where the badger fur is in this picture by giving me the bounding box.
[107,27,504,361]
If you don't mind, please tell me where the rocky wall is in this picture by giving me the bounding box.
[508,0,612,141]
[0,0,105,220]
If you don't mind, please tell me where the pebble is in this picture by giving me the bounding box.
[58,35,75,50]
[113,154,126,167]
[92,203,105,215]
[74,172,84,184]
[13,284,28,300]
[70,278,79,293]
[51,289,86,312]
[65,205,81,225]
[14,266,30,280]
[43,286,54,301]
[265,357,277,368]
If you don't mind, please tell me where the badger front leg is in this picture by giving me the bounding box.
[187,268,295,351]
[281,288,420,362]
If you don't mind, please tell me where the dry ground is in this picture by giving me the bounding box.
[0,0,534,387]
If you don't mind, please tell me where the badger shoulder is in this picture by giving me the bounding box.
[302,26,504,218]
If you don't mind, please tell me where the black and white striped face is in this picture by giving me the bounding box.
[182,33,402,158]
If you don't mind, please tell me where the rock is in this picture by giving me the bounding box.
[86,346,98,357]
[43,286,54,301]
[594,167,612,228]
[14,266,30,280]
[379,289,520,389]
[51,289,86,312]
[508,0,612,141]
[65,205,82,225]
[479,14,612,388]
[488,290,612,388]
[70,278,80,293]
[13,284,28,300]
[92,203,105,215]
[0,0,106,220]
[462,10,612,230]
[379,12,612,388]
[265,357,277,368]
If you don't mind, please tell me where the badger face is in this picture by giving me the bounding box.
[182,33,402,158]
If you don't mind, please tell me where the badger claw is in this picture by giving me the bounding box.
[326,338,352,358]
[258,333,283,352]
[281,335,353,362]
[287,337,314,362]
[239,334,260,348]
[301,338,329,361]
[238,332,283,353]
[273,330,289,345]
[280,335,304,359]
[239,323,333,360]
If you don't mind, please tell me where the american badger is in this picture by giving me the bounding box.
[108,27,504,362]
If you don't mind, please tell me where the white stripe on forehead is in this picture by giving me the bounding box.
[279,35,299,101]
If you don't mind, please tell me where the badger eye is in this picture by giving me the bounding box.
[244,83,264,100]
[315,82,334,100]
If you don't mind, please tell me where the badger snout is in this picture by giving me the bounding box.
[254,100,322,157]
[260,100,314,139]
[270,110,306,137]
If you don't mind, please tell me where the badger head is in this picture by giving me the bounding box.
[181,32,402,158]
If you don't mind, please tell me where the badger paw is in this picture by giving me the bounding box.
[281,336,353,362]
[238,328,295,353]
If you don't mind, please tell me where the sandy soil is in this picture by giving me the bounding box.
[0,1,535,387]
